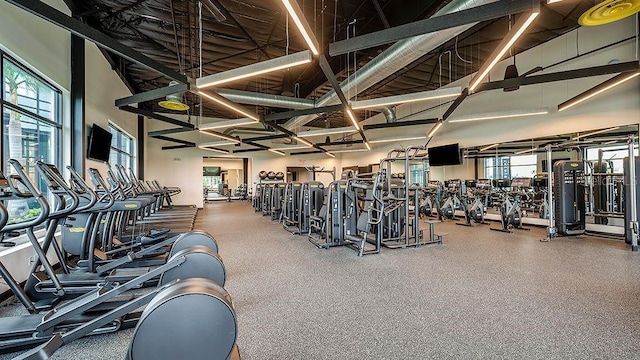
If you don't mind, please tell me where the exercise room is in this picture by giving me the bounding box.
[0,0,639,359]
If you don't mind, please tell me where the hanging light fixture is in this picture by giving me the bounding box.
[558,72,640,112]
[469,11,539,92]
[158,80,190,111]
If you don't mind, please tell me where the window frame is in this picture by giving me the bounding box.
[108,122,136,173]
[1,52,63,171]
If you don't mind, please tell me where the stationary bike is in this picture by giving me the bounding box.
[491,178,531,233]
[419,180,442,218]
[439,179,463,220]
[457,179,490,226]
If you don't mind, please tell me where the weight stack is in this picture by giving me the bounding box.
[553,160,586,235]
[623,156,640,244]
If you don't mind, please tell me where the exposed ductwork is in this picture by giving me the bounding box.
[283,0,496,130]
[216,88,314,110]
[380,107,396,123]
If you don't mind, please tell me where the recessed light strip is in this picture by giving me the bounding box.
[197,91,261,121]
[558,72,640,112]
[350,87,462,110]
[268,149,286,156]
[448,107,549,123]
[469,11,540,92]
[196,50,312,88]
[281,0,320,55]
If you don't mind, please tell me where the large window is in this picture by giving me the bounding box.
[2,53,62,222]
[485,154,537,179]
[108,123,136,173]
[410,162,429,186]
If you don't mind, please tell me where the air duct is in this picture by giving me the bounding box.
[216,88,314,110]
[381,107,396,123]
[284,0,496,130]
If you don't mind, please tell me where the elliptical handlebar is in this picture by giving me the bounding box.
[2,159,51,232]
[34,162,80,218]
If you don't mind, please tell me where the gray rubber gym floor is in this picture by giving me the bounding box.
[2,201,640,359]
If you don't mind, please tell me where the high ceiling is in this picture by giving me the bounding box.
[67,0,593,129]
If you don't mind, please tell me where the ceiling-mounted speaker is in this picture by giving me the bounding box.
[158,81,190,111]
[503,64,520,92]
[579,0,640,26]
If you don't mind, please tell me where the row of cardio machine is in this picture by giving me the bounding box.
[419,160,585,235]
[253,168,443,256]
[419,177,548,233]
[0,159,238,360]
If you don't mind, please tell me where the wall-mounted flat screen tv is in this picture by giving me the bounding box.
[87,124,112,162]
[428,143,463,166]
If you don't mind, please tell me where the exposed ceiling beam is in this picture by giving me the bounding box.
[115,83,189,107]
[148,127,194,137]
[119,105,195,129]
[153,135,196,146]
[5,0,188,83]
[442,88,469,120]
[162,144,196,150]
[476,61,640,92]
[318,55,369,144]
[330,0,538,56]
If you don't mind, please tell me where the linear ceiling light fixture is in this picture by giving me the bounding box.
[346,109,360,131]
[468,11,540,92]
[198,130,241,143]
[199,118,258,130]
[365,141,372,150]
[196,50,312,88]
[197,91,261,121]
[198,140,238,147]
[281,0,320,55]
[479,143,499,152]
[571,126,621,140]
[268,149,286,156]
[199,146,230,154]
[350,87,462,110]
[332,148,369,153]
[558,72,640,112]
[369,136,425,144]
[297,126,358,137]
[448,107,549,123]
[271,145,309,151]
[514,148,537,155]
[427,121,444,138]
[326,152,336,158]
[293,136,314,147]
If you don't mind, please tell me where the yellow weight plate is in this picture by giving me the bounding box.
[579,0,640,26]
